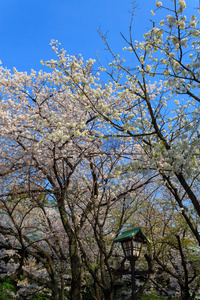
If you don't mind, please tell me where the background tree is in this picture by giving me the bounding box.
[0,193,71,299]
[134,192,200,299]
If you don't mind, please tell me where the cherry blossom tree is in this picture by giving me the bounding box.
[0,64,107,299]
[0,62,153,299]
[0,1,199,299]
[48,0,200,246]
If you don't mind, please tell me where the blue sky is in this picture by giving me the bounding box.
[0,0,199,72]
[0,0,155,72]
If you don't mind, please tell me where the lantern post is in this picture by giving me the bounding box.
[113,227,150,300]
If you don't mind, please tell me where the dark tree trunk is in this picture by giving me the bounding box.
[103,288,114,300]
[69,237,82,300]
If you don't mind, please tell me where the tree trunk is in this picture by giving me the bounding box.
[51,283,60,300]
[57,197,82,300]
[69,237,82,300]
[103,288,114,300]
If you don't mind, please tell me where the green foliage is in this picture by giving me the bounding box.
[28,295,50,300]
[0,277,50,300]
[82,291,95,300]
[0,277,16,300]
[139,292,182,300]
[140,292,166,300]
[139,291,167,300]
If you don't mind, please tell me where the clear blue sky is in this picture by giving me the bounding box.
[0,0,155,71]
[0,0,198,72]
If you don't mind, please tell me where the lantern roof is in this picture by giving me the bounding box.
[113,226,150,244]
